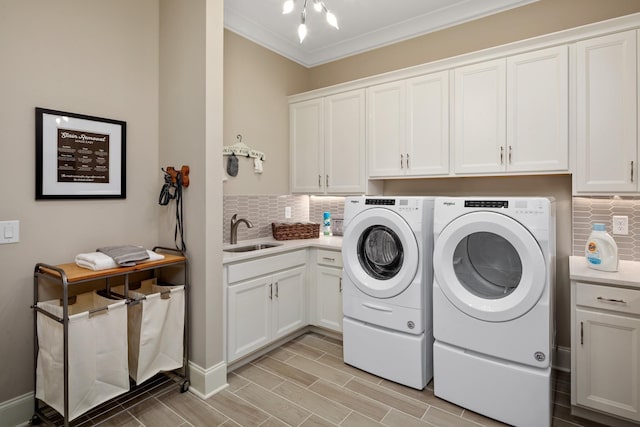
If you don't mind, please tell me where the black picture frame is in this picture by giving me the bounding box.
[35,107,126,199]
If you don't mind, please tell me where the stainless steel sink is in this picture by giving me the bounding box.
[223,243,282,253]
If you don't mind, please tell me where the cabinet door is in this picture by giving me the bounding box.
[290,99,324,193]
[227,277,271,362]
[576,308,640,421]
[367,81,405,177]
[507,46,568,172]
[576,31,638,193]
[453,59,507,174]
[272,266,306,340]
[406,71,450,176]
[325,89,366,193]
[315,266,343,332]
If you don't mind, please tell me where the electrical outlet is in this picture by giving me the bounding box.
[613,215,629,235]
[285,207,292,219]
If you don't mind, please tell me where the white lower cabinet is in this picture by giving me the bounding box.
[226,251,307,362]
[572,279,640,423]
[314,249,343,332]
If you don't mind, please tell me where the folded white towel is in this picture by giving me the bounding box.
[75,250,165,271]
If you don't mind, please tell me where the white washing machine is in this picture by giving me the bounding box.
[432,197,555,427]
[342,196,434,390]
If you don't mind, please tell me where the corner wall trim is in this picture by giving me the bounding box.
[187,360,228,399]
[0,392,32,427]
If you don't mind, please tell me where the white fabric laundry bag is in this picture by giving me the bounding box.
[114,279,185,384]
[35,291,129,421]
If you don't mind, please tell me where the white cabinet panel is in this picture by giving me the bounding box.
[406,72,450,176]
[367,81,405,177]
[507,46,568,172]
[324,90,366,193]
[454,59,506,174]
[272,266,306,339]
[227,276,271,361]
[290,99,324,193]
[576,308,640,421]
[316,266,343,332]
[575,30,638,193]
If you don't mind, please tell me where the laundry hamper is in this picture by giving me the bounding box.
[35,291,129,421]
[114,279,185,384]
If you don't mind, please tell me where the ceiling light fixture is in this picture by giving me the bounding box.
[282,0,339,44]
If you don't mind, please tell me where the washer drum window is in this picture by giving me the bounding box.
[357,225,404,280]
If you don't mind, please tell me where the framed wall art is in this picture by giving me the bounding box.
[35,107,126,199]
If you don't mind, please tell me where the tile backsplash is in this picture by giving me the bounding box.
[223,195,346,244]
[573,196,640,261]
[226,194,640,262]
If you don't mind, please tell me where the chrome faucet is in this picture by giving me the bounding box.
[230,214,253,244]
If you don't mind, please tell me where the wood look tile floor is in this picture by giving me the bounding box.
[40,332,607,427]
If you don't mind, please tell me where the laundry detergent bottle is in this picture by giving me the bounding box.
[585,223,619,272]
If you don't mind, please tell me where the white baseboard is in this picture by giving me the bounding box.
[554,345,571,372]
[0,392,32,427]
[187,360,228,399]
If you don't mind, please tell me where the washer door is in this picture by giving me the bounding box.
[433,211,546,322]
[343,208,419,298]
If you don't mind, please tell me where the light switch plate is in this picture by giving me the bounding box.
[0,220,19,244]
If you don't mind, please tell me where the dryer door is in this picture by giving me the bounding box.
[433,211,546,322]
[342,208,419,298]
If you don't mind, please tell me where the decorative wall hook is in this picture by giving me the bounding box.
[165,165,190,187]
[223,134,266,161]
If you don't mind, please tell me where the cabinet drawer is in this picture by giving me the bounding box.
[576,282,640,315]
[316,249,343,268]
[227,250,306,284]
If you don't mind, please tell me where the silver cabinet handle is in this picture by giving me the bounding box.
[400,154,404,169]
[275,282,279,298]
[326,175,329,187]
[322,257,335,262]
[500,146,504,165]
[508,146,512,164]
[406,153,410,169]
[632,161,635,183]
[269,283,273,300]
[318,175,321,188]
[597,296,627,304]
[339,277,342,293]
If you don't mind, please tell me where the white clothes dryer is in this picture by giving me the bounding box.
[432,197,555,427]
[342,196,435,390]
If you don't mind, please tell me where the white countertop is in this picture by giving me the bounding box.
[223,235,343,264]
[569,256,640,289]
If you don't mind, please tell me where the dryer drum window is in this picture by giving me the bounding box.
[453,231,522,299]
[357,225,404,280]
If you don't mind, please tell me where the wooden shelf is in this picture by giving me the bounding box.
[38,253,186,283]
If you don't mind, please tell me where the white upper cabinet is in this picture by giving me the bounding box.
[367,71,449,178]
[575,30,638,193]
[290,98,324,193]
[454,58,507,174]
[324,90,367,193]
[454,46,568,175]
[507,46,569,172]
[290,89,366,194]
